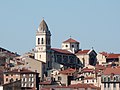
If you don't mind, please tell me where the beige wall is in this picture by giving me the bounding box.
[4,73,20,84]
[12,56,43,79]
[97,53,106,65]
[76,54,89,67]
[55,74,68,86]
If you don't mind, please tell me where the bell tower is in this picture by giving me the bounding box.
[35,19,51,63]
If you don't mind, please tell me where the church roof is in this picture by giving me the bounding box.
[76,50,90,55]
[63,38,79,43]
[51,48,73,55]
[38,19,48,31]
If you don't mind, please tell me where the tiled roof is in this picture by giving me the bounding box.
[84,77,95,80]
[5,68,37,74]
[95,64,105,70]
[55,83,99,89]
[106,54,120,59]
[63,38,79,43]
[76,50,90,55]
[82,67,94,73]
[103,67,120,75]
[59,68,76,75]
[39,81,51,85]
[51,48,73,55]
[99,52,108,57]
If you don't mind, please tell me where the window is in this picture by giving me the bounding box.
[63,56,68,63]
[6,74,8,76]
[108,83,110,88]
[39,55,41,59]
[116,76,119,81]
[104,83,106,88]
[10,78,13,82]
[108,77,110,82]
[30,83,34,87]
[23,74,26,77]
[72,45,74,48]
[66,45,68,47]
[58,76,62,81]
[41,38,44,44]
[11,74,13,76]
[87,80,88,83]
[6,78,8,82]
[114,77,116,81]
[16,78,18,81]
[92,79,94,82]
[113,83,116,88]
[22,78,27,82]
[104,77,106,82]
[38,38,40,44]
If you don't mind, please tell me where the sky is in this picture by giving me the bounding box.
[0,0,120,55]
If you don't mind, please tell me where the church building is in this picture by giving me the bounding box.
[34,19,97,79]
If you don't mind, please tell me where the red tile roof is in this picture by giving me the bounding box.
[103,67,120,75]
[95,64,105,70]
[106,54,120,59]
[59,68,76,75]
[99,52,108,57]
[6,68,37,74]
[55,83,100,89]
[76,50,90,55]
[82,67,94,73]
[63,38,79,43]
[39,81,51,85]
[84,77,95,80]
[51,48,73,55]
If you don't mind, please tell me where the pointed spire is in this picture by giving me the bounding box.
[38,18,48,32]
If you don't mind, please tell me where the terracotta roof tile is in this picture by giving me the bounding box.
[39,81,51,85]
[106,54,120,59]
[55,83,99,89]
[76,50,90,54]
[84,77,95,80]
[95,65,105,70]
[99,52,108,57]
[51,48,73,55]
[103,67,120,75]
[59,68,76,75]
[82,67,94,73]
[6,68,37,74]
[63,38,79,43]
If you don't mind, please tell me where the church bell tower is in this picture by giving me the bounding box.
[35,19,51,63]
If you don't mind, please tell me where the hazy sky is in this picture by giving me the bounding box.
[0,0,120,54]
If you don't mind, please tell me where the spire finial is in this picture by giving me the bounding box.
[42,17,44,20]
[70,36,71,38]
[92,47,94,49]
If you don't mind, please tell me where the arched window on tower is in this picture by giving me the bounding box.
[38,38,40,44]
[41,38,44,44]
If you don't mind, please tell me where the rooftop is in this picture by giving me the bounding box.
[63,38,79,43]
[103,67,120,75]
